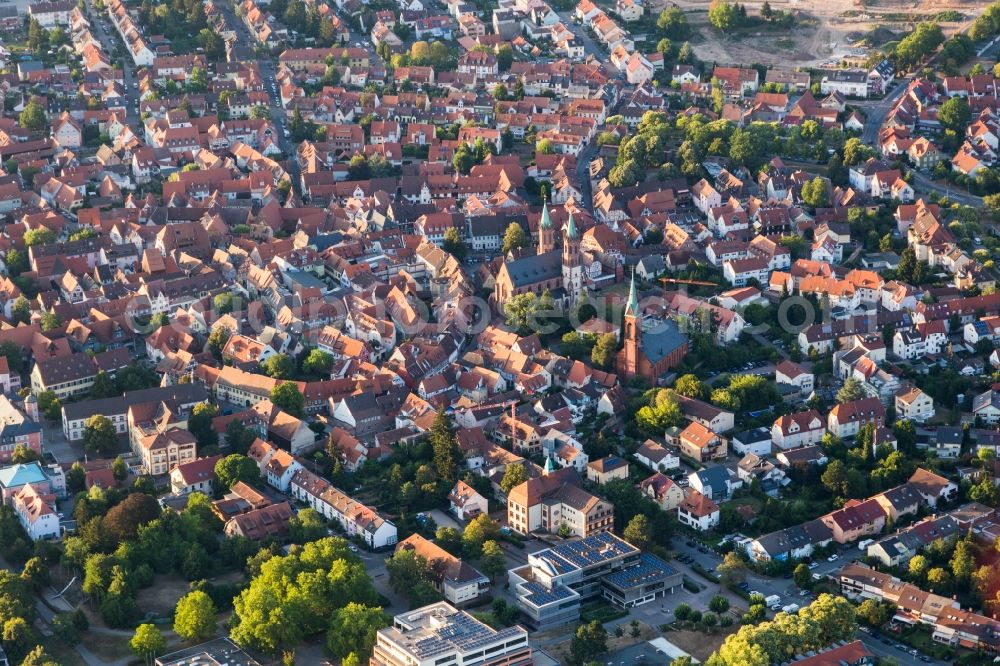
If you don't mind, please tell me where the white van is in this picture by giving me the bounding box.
[858,538,874,551]
[764,594,781,607]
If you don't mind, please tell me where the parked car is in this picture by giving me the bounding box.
[827,554,838,562]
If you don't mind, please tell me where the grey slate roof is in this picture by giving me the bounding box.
[642,319,687,364]
[502,249,561,288]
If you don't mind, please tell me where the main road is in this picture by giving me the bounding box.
[859,77,910,145]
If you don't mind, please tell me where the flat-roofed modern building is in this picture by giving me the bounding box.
[509,532,681,630]
[370,601,531,666]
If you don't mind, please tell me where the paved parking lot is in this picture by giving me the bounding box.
[42,422,84,464]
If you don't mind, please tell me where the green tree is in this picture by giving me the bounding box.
[261,353,294,379]
[635,389,682,436]
[5,250,28,277]
[213,293,235,315]
[590,333,617,370]
[18,101,46,134]
[215,454,261,491]
[231,538,376,652]
[39,312,61,331]
[441,227,468,261]
[793,563,810,588]
[938,96,971,135]
[302,349,334,377]
[952,539,975,587]
[709,594,730,614]
[83,415,117,456]
[622,514,652,550]
[503,292,543,333]
[131,624,167,665]
[909,554,929,579]
[501,222,530,255]
[111,457,128,482]
[90,370,117,399]
[226,418,257,455]
[66,462,86,495]
[434,527,463,555]
[499,464,528,494]
[656,6,691,40]
[708,0,739,33]
[479,540,507,583]
[926,567,950,592]
[288,508,327,544]
[2,616,35,663]
[856,599,888,628]
[386,549,438,606]
[23,229,55,248]
[27,18,46,51]
[842,137,874,166]
[429,409,459,485]
[836,377,865,403]
[570,621,608,665]
[326,603,388,663]
[10,445,39,465]
[187,402,219,448]
[674,374,709,400]
[801,176,829,208]
[207,326,230,361]
[716,551,747,586]
[270,381,305,418]
[463,514,501,557]
[174,590,216,641]
[9,297,30,325]
[37,391,61,422]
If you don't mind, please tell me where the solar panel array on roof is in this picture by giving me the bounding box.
[404,607,525,659]
[522,580,577,606]
[539,532,638,573]
[603,553,676,590]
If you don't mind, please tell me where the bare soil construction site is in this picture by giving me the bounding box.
[672,0,983,68]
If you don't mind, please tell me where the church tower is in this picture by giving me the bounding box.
[562,212,583,307]
[537,202,555,254]
[619,270,641,379]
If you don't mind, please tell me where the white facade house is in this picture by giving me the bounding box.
[677,490,719,531]
[12,484,60,541]
[290,468,398,549]
[895,386,935,423]
[634,439,679,472]
[771,410,825,450]
[820,70,869,98]
[449,480,489,521]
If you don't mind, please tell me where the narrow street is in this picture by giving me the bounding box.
[909,170,983,207]
[858,77,910,145]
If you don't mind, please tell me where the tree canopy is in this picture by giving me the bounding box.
[231,538,377,652]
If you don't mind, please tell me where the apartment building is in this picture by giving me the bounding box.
[61,384,209,441]
[509,532,681,630]
[370,602,531,666]
[506,467,613,538]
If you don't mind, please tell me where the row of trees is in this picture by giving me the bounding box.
[706,594,857,666]
[707,0,793,34]
[891,22,944,72]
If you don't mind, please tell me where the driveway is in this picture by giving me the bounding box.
[42,421,83,464]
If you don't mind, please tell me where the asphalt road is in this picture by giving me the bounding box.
[859,77,910,145]
[910,170,983,207]
[552,10,604,60]
[83,2,139,123]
